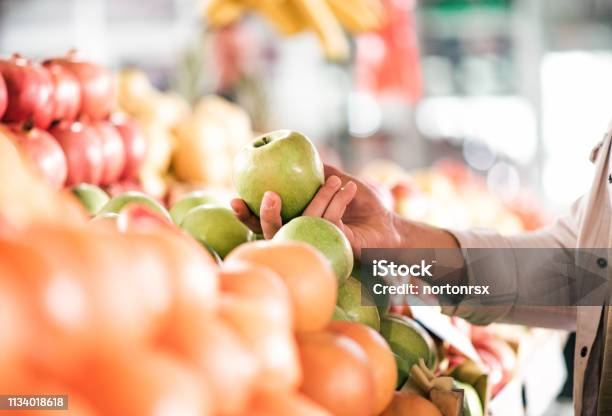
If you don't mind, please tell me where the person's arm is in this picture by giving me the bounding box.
[443,201,581,330]
[232,164,580,330]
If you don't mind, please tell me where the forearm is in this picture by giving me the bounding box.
[389,215,468,298]
[393,215,461,249]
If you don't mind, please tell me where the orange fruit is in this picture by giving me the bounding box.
[0,230,158,383]
[217,261,292,328]
[161,317,258,416]
[0,276,28,368]
[380,391,442,416]
[327,320,397,414]
[220,294,302,392]
[0,224,218,384]
[249,391,333,416]
[78,348,211,416]
[225,241,336,332]
[296,331,375,416]
[129,229,219,324]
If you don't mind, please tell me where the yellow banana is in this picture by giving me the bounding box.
[248,0,306,35]
[205,0,247,27]
[291,0,349,61]
[327,0,383,33]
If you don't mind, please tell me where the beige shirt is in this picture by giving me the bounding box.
[445,124,612,415]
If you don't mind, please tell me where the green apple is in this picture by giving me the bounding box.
[449,361,489,413]
[233,130,325,222]
[454,381,484,416]
[273,216,353,281]
[98,191,171,221]
[170,191,221,225]
[332,305,350,321]
[380,314,436,388]
[71,184,109,215]
[180,206,253,258]
[336,276,380,330]
[90,212,119,226]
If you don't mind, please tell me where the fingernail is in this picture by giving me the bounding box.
[327,176,341,187]
[341,182,357,193]
[263,192,277,207]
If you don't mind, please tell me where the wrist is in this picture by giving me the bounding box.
[391,215,460,249]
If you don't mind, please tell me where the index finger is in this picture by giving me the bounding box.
[231,198,263,233]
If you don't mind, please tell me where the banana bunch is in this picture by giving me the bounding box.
[204,0,385,61]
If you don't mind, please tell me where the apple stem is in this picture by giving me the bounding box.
[253,136,271,148]
[22,119,34,132]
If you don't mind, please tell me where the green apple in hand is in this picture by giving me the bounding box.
[169,191,221,225]
[71,183,109,215]
[233,130,325,222]
[273,216,353,281]
[336,276,380,330]
[98,191,171,221]
[180,206,253,258]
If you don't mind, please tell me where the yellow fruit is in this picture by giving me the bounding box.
[206,0,247,27]
[172,115,233,186]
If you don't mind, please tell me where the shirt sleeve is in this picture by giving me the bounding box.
[440,197,582,330]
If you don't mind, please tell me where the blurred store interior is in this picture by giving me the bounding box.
[2,0,612,216]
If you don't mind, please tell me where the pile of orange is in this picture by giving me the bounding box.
[0,139,400,415]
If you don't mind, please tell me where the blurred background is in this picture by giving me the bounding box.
[4,1,608,414]
[3,0,611,216]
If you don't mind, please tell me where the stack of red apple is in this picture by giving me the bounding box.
[0,52,146,191]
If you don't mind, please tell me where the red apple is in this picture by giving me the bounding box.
[110,113,146,180]
[91,121,126,185]
[48,51,114,120]
[0,73,7,119]
[50,121,104,185]
[42,60,81,123]
[0,54,55,129]
[6,125,67,189]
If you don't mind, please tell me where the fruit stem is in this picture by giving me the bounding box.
[253,136,271,148]
[22,119,34,132]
